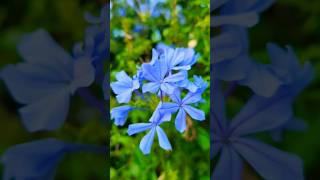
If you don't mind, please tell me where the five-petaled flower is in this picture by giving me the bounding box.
[128,103,172,154]
[161,90,205,132]
[111,71,140,103]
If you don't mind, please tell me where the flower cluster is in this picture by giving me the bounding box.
[111,44,208,154]
[212,0,313,179]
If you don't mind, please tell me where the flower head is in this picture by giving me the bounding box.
[142,57,185,95]
[161,90,205,132]
[111,105,133,126]
[111,71,139,103]
[128,103,172,154]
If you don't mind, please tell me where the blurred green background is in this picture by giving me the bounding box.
[0,0,108,179]
[110,0,210,179]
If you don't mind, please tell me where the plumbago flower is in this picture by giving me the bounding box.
[212,0,289,98]
[110,71,139,103]
[212,1,314,179]
[128,103,172,154]
[161,90,205,132]
[0,29,95,132]
[111,44,207,154]
[126,0,166,17]
[212,60,313,179]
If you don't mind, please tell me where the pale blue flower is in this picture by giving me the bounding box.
[127,103,172,154]
[141,57,185,95]
[1,29,95,132]
[111,105,133,126]
[211,79,306,180]
[161,90,205,132]
[127,0,166,17]
[111,71,140,103]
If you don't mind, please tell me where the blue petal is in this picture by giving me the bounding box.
[141,63,160,82]
[69,57,95,94]
[163,71,186,83]
[116,90,132,103]
[111,105,132,126]
[183,105,205,121]
[1,64,69,104]
[239,61,282,97]
[156,126,172,151]
[213,145,243,180]
[17,29,73,74]
[233,138,304,180]
[18,89,70,132]
[169,88,182,103]
[175,108,186,133]
[160,83,175,94]
[1,138,71,180]
[229,92,293,136]
[211,80,228,135]
[160,102,179,114]
[115,71,132,82]
[212,32,242,63]
[139,127,156,155]
[128,123,153,135]
[142,82,160,93]
[182,92,202,104]
[110,81,131,95]
[172,65,191,71]
[149,48,159,65]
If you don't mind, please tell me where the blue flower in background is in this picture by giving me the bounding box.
[161,90,205,132]
[127,0,166,17]
[193,75,208,93]
[111,71,140,103]
[1,138,104,180]
[111,105,133,126]
[211,69,312,179]
[266,43,314,140]
[156,44,198,70]
[213,27,283,97]
[75,4,108,82]
[0,29,95,132]
[128,103,172,154]
[142,57,185,95]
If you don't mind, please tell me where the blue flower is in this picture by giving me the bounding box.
[141,57,185,95]
[213,28,282,97]
[161,90,205,132]
[1,138,104,180]
[111,71,139,103]
[75,4,108,82]
[127,103,172,154]
[266,43,314,140]
[0,29,95,132]
[127,0,166,17]
[156,44,198,70]
[175,71,198,93]
[193,75,208,93]
[211,78,306,180]
[111,105,133,126]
